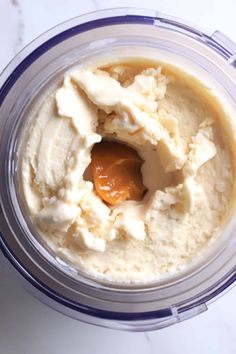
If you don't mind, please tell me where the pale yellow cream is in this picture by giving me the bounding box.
[21,59,235,283]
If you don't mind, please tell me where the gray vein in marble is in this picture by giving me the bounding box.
[10,0,24,54]
[91,0,99,9]
[143,332,152,350]
[144,332,151,342]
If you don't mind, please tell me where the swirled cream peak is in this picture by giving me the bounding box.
[56,76,98,135]
[72,68,187,172]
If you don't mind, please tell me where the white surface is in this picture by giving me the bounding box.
[0,0,236,353]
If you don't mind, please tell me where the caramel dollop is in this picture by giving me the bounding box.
[91,140,146,205]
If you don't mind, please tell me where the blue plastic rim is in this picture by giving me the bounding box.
[0,15,155,106]
[0,10,235,324]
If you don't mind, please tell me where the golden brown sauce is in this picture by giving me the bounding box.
[91,140,146,205]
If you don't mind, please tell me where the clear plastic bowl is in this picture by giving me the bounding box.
[0,8,236,331]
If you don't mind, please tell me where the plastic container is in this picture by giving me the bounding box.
[0,8,236,331]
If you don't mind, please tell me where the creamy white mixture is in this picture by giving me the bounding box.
[21,59,235,283]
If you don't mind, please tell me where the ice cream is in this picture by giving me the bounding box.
[21,59,235,283]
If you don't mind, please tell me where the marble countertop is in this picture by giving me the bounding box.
[1,0,236,353]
